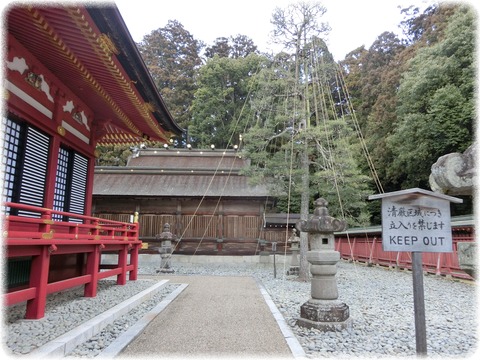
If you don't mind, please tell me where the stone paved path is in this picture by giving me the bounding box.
[120,275,293,358]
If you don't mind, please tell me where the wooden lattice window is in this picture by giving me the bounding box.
[53,148,88,222]
[2,116,49,217]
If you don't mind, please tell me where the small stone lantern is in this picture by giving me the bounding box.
[296,198,351,331]
[156,223,175,273]
[287,228,300,275]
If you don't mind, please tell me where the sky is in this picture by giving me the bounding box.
[114,0,441,60]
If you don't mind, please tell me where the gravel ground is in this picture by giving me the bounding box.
[66,283,179,358]
[3,259,477,358]
[142,260,477,358]
[3,279,170,355]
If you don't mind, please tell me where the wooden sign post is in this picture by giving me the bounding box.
[369,188,462,355]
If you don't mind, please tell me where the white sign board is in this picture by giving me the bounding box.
[381,196,452,253]
[369,188,462,355]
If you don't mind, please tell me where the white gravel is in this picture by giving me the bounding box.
[3,260,477,358]
[148,260,477,358]
[4,279,170,355]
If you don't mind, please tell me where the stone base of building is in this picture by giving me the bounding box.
[296,299,351,331]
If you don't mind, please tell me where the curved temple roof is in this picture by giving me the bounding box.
[94,149,270,198]
[5,3,183,145]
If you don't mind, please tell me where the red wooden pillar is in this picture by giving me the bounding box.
[435,253,442,276]
[44,137,60,210]
[44,89,62,210]
[129,244,139,281]
[117,246,128,285]
[84,245,101,297]
[84,157,95,216]
[25,246,50,319]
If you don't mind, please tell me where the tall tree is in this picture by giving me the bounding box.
[243,2,371,280]
[205,35,258,59]
[204,37,230,58]
[399,4,456,46]
[243,45,371,224]
[230,34,258,58]
[339,3,465,196]
[137,20,204,131]
[188,53,266,148]
[270,1,330,281]
[360,32,406,194]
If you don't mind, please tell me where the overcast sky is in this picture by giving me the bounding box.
[114,0,443,60]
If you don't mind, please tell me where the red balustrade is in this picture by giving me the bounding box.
[335,224,474,280]
[3,202,141,319]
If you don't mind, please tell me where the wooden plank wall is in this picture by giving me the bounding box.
[94,212,289,255]
[92,196,284,255]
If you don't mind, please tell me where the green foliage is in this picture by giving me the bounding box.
[242,37,372,226]
[243,118,372,226]
[338,2,475,209]
[189,53,267,148]
[95,145,132,166]
[205,35,258,59]
[308,121,372,225]
[94,1,475,222]
[137,20,203,131]
[339,31,407,191]
[387,4,475,188]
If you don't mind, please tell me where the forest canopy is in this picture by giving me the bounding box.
[96,2,476,222]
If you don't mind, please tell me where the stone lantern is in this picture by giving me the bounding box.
[296,198,351,331]
[287,228,300,275]
[156,223,175,273]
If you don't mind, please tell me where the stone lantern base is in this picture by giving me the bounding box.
[158,255,175,273]
[287,266,299,275]
[297,299,352,331]
[158,266,175,274]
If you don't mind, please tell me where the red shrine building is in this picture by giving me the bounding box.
[2,4,183,319]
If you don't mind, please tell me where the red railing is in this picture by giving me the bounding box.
[335,221,474,280]
[3,202,141,319]
[5,202,139,243]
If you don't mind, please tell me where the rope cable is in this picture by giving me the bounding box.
[310,39,374,323]
[336,64,384,194]
[158,60,263,269]
[158,33,386,282]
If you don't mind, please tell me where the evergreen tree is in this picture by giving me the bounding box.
[242,52,372,227]
[339,3,470,198]
[387,4,475,188]
[188,53,266,148]
[242,2,372,280]
[205,35,258,59]
[137,20,204,131]
[95,145,132,166]
[244,2,371,225]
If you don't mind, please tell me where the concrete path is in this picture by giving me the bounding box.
[120,275,294,358]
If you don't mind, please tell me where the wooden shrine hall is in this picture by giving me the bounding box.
[3,4,183,319]
[92,148,294,255]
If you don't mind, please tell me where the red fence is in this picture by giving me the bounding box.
[335,219,474,280]
[3,202,141,319]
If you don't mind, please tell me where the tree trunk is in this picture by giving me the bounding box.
[297,142,310,282]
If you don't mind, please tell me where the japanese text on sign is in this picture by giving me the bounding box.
[382,198,452,253]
